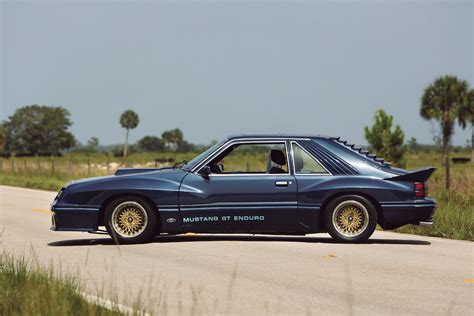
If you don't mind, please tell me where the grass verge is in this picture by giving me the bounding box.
[394,190,473,241]
[394,157,474,241]
[0,252,123,315]
[0,173,68,191]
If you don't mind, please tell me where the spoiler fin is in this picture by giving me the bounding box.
[385,167,436,182]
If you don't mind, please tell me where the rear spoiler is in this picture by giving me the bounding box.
[115,168,160,176]
[385,167,436,182]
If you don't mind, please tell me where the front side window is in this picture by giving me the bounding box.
[184,140,225,170]
[205,142,289,175]
[292,143,328,174]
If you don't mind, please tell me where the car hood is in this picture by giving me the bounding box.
[64,167,188,188]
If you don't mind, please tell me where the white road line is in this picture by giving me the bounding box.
[79,291,150,316]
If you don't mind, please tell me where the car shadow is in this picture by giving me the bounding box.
[48,234,431,247]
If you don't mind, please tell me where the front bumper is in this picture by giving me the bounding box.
[50,206,100,232]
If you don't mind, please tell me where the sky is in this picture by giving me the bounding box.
[1,0,473,146]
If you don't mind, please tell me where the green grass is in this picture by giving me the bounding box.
[0,252,122,315]
[395,190,473,241]
[0,173,71,191]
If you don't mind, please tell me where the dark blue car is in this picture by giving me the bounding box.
[51,135,436,243]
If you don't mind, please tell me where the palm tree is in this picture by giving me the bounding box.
[420,76,469,189]
[120,110,139,158]
[459,89,474,164]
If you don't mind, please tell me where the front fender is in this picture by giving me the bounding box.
[57,170,187,209]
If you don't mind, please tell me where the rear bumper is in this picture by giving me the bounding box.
[418,218,434,227]
[380,198,435,230]
[50,206,100,232]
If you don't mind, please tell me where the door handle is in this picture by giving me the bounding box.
[275,181,288,187]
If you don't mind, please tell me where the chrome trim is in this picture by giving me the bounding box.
[208,173,290,177]
[290,141,332,176]
[288,139,296,175]
[193,139,293,175]
[191,137,310,173]
[181,205,297,211]
[182,201,297,207]
[380,203,435,208]
[53,207,100,211]
[52,207,100,213]
[159,208,180,212]
[297,205,321,209]
[293,174,333,176]
[418,221,433,227]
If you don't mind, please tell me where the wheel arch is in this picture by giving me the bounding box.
[319,191,384,231]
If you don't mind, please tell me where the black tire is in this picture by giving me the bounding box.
[324,195,377,243]
[104,196,157,244]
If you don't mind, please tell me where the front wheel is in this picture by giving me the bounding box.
[324,195,377,243]
[105,197,157,244]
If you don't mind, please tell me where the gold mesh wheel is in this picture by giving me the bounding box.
[332,200,369,237]
[111,201,148,238]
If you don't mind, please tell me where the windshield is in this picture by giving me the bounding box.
[183,140,226,170]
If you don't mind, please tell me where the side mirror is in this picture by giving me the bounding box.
[199,166,211,178]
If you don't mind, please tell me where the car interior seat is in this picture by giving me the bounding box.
[267,149,287,174]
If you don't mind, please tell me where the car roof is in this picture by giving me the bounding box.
[226,134,332,141]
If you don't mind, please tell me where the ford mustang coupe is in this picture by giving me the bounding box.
[51,135,436,243]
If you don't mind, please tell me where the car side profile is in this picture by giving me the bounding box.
[51,134,436,243]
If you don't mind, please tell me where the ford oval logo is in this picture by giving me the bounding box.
[166,217,176,223]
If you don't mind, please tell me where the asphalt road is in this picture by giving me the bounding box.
[0,185,472,315]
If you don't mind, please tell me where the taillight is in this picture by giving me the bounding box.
[414,182,426,197]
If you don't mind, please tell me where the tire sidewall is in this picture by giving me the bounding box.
[105,196,157,244]
[324,195,377,243]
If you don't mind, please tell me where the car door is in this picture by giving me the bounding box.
[178,141,298,233]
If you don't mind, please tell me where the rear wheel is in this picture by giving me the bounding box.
[105,197,157,244]
[324,195,377,243]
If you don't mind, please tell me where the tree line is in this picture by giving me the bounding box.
[118,109,195,156]
[0,106,196,158]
